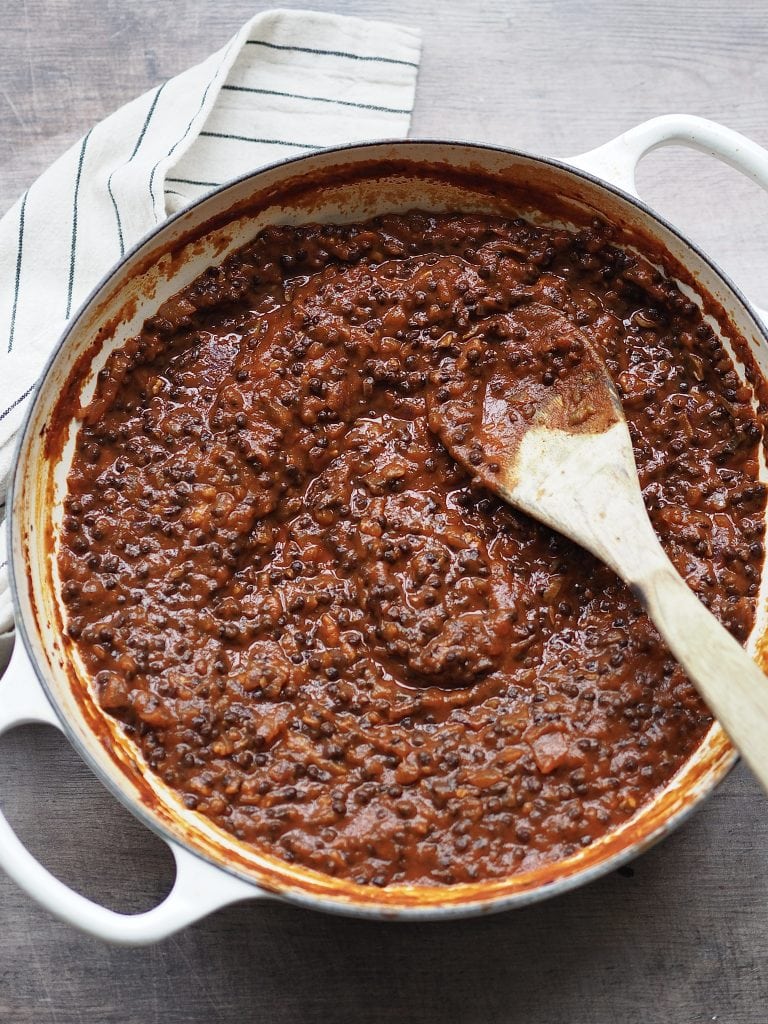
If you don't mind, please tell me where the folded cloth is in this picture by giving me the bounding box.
[0,8,421,637]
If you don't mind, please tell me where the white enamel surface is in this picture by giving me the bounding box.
[568,113,768,327]
[0,641,59,732]
[5,122,768,942]
[0,644,264,945]
[568,113,768,196]
[0,812,261,947]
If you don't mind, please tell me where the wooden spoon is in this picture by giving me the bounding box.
[427,302,768,793]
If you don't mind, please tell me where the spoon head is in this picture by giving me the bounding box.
[426,302,625,499]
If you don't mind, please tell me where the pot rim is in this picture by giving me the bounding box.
[7,137,764,919]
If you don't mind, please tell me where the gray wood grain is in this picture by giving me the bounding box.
[1,1,768,1021]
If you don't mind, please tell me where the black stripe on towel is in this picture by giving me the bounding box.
[129,82,167,162]
[149,37,237,222]
[221,84,410,115]
[198,130,321,150]
[246,39,418,67]
[165,177,222,188]
[106,175,125,257]
[0,382,37,423]
[107,82,167,256]
[65,130,92,320]
[8,190,28,353]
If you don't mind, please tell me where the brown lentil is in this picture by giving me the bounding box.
[59,212,766,887]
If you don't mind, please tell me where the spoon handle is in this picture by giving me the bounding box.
[578,473,768,795]
[636,557,768,795]
[506,421,768,791]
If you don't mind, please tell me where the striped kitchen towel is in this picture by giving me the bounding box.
[0,8,421,637]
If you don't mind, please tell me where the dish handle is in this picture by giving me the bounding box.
[566,114,768,326]
[0,641,271,945]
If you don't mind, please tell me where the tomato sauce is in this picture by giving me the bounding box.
[59,212,765,886]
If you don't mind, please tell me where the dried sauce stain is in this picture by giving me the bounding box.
[58,212,766,887]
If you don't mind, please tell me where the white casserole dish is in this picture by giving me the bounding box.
[2,114,768,943]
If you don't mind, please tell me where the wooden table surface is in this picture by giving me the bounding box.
[2,2,768,1021]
